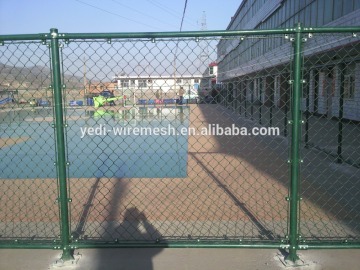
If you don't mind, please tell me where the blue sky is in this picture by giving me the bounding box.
[0,0,241,34]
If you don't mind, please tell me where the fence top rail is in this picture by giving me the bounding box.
[0,26,360,42]
[303,26,360,34]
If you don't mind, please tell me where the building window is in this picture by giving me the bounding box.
[333,0,343,20]
[176,79,182,84]
[194,79,199,83]
[321,69,335,97]
[209,66,214,75]
[302,72,310,98]
[131,79,136,87]
[343,0,354,15]
[138,79,147,88]
[253,78,260,101]
[323,0,333,24]
[317,0,325,25]
[344,63,355,99]
[121,80,129,88]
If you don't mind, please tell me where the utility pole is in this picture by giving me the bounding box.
[199,11,209,68]
[83,56,87,99]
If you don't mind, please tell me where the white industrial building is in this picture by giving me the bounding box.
[217,0,360,121]
[114,75,201,93]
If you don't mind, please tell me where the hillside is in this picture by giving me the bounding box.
[0,63,84,90]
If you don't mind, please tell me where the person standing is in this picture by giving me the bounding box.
[179,87,185,105]
[109,90,115,106]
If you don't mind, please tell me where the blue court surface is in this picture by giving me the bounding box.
[0,106,189,178]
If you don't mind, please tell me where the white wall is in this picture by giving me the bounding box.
[301,64,360,121]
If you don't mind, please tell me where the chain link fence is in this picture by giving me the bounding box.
[220,31,360,247]
[59,36,290,244]
[0,26,359,260]
[299,33,360,244]
[0,41,61,246]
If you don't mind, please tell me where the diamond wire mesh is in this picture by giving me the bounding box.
[0,41,60,241]
[1,31,358,248]
[217,34,294,242]
[59,35,293,244]
[299,33,360,242]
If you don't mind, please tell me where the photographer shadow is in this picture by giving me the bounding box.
[95,207,163,270]
[114,207,162,242]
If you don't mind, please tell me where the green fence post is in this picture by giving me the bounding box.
[250,80,254,119]
[267,76,274,127]
[239,81,242,115]
[287,23,303,263]
[259,79,262,125]
[337,63,345,163]
[304,72,310,149]
[244,80,248,117]
[283,86,288,137]
[50,28,73,261]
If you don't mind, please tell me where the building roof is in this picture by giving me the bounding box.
[114,74,203,80]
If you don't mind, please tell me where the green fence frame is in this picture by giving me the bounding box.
[1,23,360,262]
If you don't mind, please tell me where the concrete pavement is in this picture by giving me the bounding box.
[1,248,360,270]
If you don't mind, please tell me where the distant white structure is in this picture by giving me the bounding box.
[113,74,202,96]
